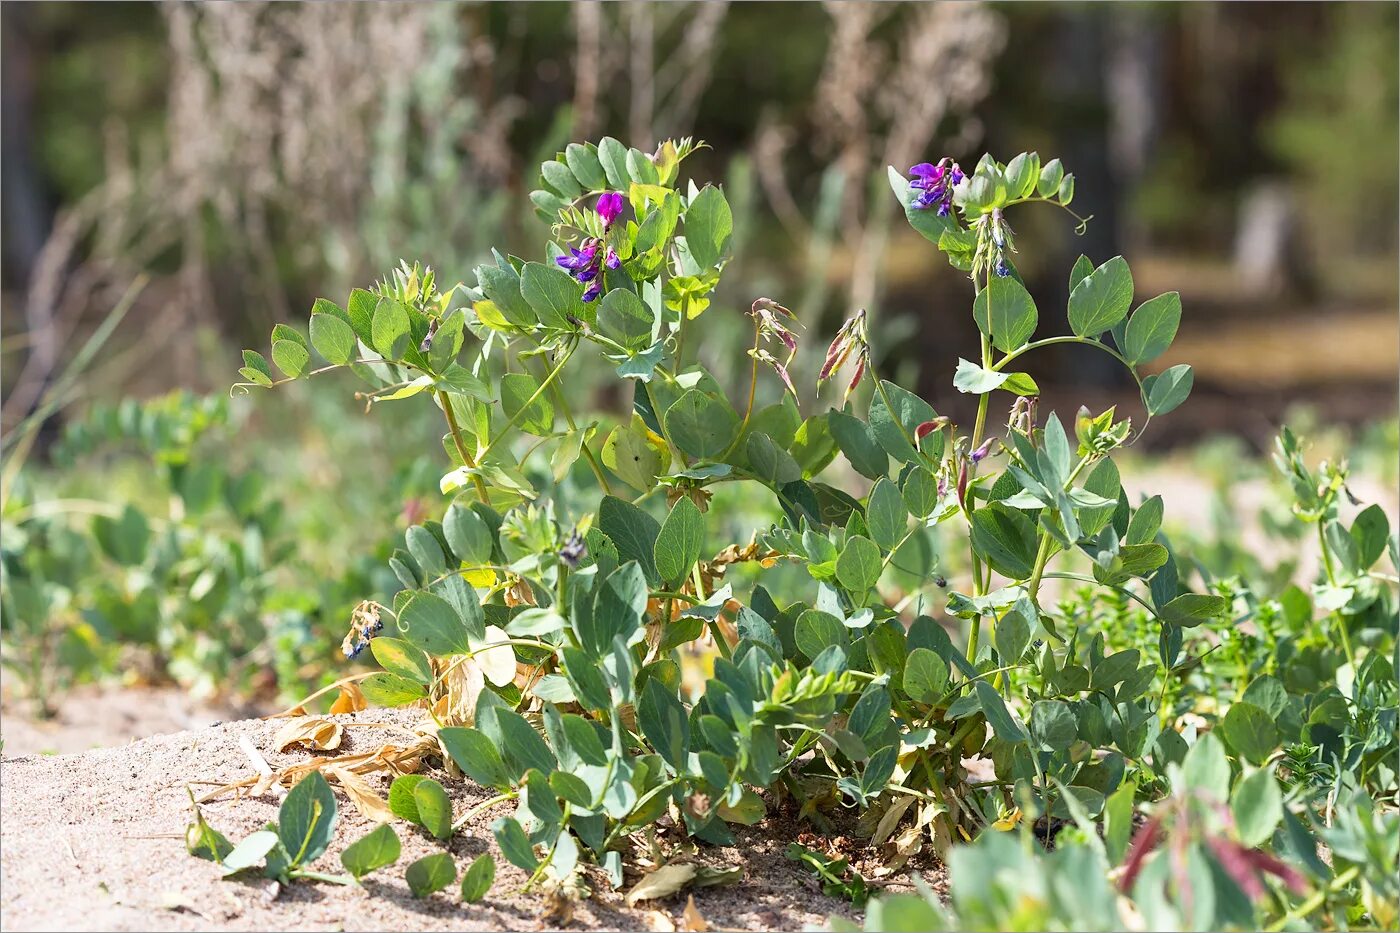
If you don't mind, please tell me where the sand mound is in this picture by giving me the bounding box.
[0,708,884,931]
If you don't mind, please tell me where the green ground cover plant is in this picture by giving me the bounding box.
[149,136,1397,926]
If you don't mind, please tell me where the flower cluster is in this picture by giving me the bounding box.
[973,208,1017,278]
[818,308,871,404]
[817,308,868,403]
[340,600,385,660]
[748,297,801,399]
[908,158,964,216]
[556,192,625,302]
[559,528,586,569]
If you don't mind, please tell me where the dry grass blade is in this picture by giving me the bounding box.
[325,765,394,822]
[626,863,698,906]
[681,894,709,932]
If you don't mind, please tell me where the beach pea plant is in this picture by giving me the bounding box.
[230,139,1227,892]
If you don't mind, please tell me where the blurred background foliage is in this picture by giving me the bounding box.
[1,1,1396,711]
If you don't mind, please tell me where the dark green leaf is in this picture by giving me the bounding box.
[360,672,428,707]
[685,185,734,269]
[309,313,356,366]
[828,410,888,480]
[399,592,472,657]
[655,496,704,586]
[664,389,738,460]
[491,816,539,871]
[501,372,555,436]
[277,771,337,866]
[973,275,1038,352]
[438,727,512,791]
[836,536,882,594]
[1122,292,1181,365]
[1143,364,1193,416]
[413,778,453,839]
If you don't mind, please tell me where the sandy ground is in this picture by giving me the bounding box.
[1,684,270,757]
[0,706,923,932]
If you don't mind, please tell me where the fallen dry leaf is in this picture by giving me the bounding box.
[328,682,368,714]
[626,863,698,906]
[272,718,343,753]
[649,909,677,932]
[326,765,393,822]
[680,894,709,931]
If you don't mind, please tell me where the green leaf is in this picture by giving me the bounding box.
[664,389,738,460]
[400,592,472,657]
[1351,503,1391,569]
[747,433,801,486]
[388,775,426,823]
[1122,292,1181,365]
[969,504,1038,579]
[903,648,949,705]
[565,143,607,190]
[491,817,539,871]
[973,275,1038,353]
[525,769,564,826]
[1182,732,1230,800]
[836,536,882,594]
[370,637,432,685]
[597,137,630,188]
[501,372,555,436]
[868,380,936,463]
[413,778,453,840]
[541,159,582,199]
[1126,495,1164,545]
[278,771,337,866]
[406,852,457,898]
[602,415,669,492]
[901,468,940,519]
[221,830,282,878]
[1067,256,1133,338]
[1143,364,1193,415]
[477,264,535,327]
[340,824,401,880]
[347,288,377,343]
[444,503,493,565]
[92,503,150,565]
[598,495,661,584]
[626,147,661,186]
[639,678,690,771]
[655,496,704,586]
[1160,592,1225,627]
[795,609,848,660]
[488,707,558,777]
[1232,767,1284,847]
[995,608,1032,664]
[828,410,888,480]
[1104,779,1136,864]
[309,312,357,366]
[371,298,413,360]
[1221,701,1278,766]
[520,262,586,330]
[598,288,655,352]
[242,348,272,379]
[460,853,496,904]
[1068,254,1093,292]
[952,358,1009,395]
[438,727,512,791]
[271,339,310,378]
[1029,699,1077,749]
[360,673,428,707]
[1005,151,1039,200]
[865,479,907,551]
[975,680,1027,743]
[685,185,733,269]
[1037,159,1064,198]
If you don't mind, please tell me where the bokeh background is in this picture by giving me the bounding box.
[2,2,1397,738]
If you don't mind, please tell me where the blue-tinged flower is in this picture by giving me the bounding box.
[556,243,598,274]
[909,158,964,216]
[582,280,602,303]
[604,248,620,271]
[559,529,586,568]
[994,258,1011,278]
[596,192,625,228]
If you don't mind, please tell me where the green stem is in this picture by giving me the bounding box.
[478,340,578,463]
[1264,865,1358,933]
[453,792,517,831]
[1317,523,1356,662]
[288,869,356,886]
[438,389,491,504]
[721,321,763,461]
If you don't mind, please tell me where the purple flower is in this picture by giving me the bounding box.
[556,244,598,274]
[995,258,1011,278]
[909,158,964,217]
[604,248,620,271]
[582,281,602,303]
[596,192,625,228]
